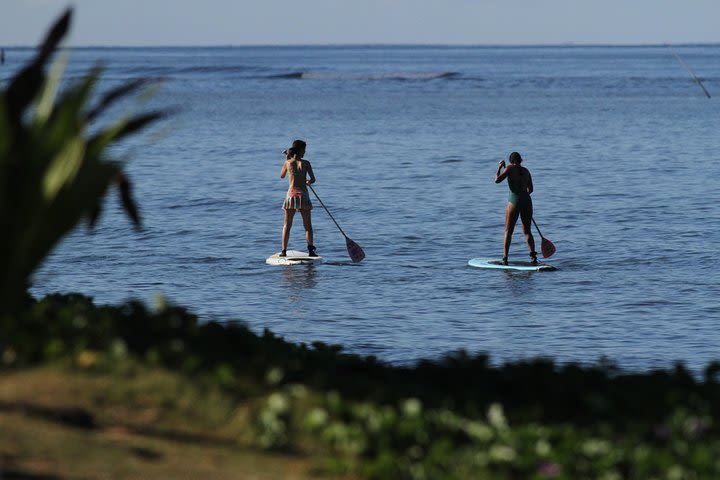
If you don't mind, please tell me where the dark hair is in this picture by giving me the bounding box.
[509,152,523,164]
[291,139,306,150]
[286,147,299,158]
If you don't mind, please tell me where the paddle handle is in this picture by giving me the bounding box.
[308,185,348,238]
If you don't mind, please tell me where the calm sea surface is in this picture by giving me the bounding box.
[4,45,720,372]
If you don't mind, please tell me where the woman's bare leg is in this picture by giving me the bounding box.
[503,203,520,261]
[282,209,295,252]
[300,209,314,247]
[519,204,537,261]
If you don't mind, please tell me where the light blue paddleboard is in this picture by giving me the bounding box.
[468,258,556,271]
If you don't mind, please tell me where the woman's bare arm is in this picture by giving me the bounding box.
[280,161,288,178]
[305,161,316,185]
[495,160,508,183]
[526,170,534,194]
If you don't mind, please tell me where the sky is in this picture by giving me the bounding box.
[1,0,719,47]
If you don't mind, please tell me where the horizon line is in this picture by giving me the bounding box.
[2,41,720,49]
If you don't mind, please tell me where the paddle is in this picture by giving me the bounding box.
[531,218,556,258]
[667,44,711,98]
[308,185,365,263]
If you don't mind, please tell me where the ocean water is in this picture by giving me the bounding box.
[4,45,720,372]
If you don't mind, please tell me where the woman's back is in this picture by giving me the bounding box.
[286,160,309,190]
[506,165,532,195]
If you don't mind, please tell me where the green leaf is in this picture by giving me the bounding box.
[43,136,85,201]
[86,78,147,122]
[0,97,9,155]
[34,51,69,125]
[44,66,100,134]
[5,8,72,125]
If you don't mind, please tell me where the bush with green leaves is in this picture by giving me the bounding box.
[5,292,720,479]
[255,384,720,480]
[0,8,163,316]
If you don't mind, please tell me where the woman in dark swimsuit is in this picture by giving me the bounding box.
[495,152,537,265]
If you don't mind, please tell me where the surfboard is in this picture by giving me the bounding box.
[468,258,557,271]
[266,250,323,266]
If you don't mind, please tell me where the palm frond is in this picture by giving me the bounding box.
[6,8,72,124]
[86,78,149,122]
[0,9,166,315]
[117,174,141,228]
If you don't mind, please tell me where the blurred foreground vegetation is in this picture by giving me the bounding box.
[3,293,720,479]
[0,8,163,317]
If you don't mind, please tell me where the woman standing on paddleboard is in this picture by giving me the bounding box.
[279,140,317,257]
[495,152,537,265]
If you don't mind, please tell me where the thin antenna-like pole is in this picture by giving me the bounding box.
[667,44,711,98]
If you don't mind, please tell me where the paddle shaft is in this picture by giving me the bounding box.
[308,185,348,238]
[667,45,711,98]
[531,217,544,239]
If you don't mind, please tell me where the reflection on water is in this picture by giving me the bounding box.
[503,270,537,297]
[280,265,319,302]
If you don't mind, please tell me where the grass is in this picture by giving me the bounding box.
[0,365,348,480]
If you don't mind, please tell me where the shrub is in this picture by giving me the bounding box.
[0,8,164,317]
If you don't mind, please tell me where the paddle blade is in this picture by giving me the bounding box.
[541,237,556,258]
[345,237,365,263]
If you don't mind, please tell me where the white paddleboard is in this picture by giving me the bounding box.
[266,250,323,266]
[468,258,556,271]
